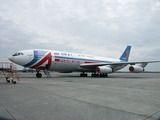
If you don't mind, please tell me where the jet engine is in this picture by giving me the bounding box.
[96,66,113,74]
[129,65,144,73]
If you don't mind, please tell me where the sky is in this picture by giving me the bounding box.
[0,0,160,71]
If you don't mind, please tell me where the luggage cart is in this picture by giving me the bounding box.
[0,62,20,84]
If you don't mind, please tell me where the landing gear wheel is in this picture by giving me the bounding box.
[91,73,99,77]
[36,73,42,78]
[105,74,108,77]
[5,77,10,83]
[80,73,88,77]
[12,80,16,84]
[92,73,108,77]
[6,80,10,83]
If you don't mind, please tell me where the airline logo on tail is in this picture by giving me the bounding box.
[125,50,129,58]
[119,46,131,62]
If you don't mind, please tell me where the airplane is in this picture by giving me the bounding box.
[8,45,160,78]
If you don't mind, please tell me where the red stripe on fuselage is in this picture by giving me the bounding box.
[30,52,52,69]
[55,58,99,64]
[84,61,98,63]
[55,59,60,62]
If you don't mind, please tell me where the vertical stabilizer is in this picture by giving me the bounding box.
[119,46,131,62]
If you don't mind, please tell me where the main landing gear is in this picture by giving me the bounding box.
[80,72,88,77]
[80,72,108,77]
[91,73,108,77]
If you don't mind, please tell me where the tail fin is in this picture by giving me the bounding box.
[119,45,131,62]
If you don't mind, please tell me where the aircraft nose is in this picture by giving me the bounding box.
[8,56,14,62]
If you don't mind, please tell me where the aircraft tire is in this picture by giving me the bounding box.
[12,80,16,84]
[80,73,83,77]
[36,73,42,78]
[100,74,103,77]
[105,74,108,77]
[6,80,10,83]
[91,73,97,77]
[80,73,87,77]
[94,74,98,77]
[99,74,108,77]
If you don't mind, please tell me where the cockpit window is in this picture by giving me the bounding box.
[13,52,24,56]
[13,53,18,56]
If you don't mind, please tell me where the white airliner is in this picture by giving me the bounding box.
[8,46,160,78]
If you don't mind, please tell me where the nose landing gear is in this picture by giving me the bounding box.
[36,72,42,78]
[36,64,51,78]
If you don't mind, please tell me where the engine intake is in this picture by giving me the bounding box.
[96,66,113,74]
[129,65,144,73]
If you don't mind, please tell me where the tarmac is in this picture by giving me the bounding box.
[0,72,160,120]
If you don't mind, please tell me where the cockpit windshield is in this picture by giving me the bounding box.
[13,52,24,56]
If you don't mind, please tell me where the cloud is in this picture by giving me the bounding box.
[0,0,160,71]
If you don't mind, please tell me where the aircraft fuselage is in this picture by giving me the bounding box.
[9,49,124,73]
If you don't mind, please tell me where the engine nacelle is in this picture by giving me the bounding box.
[96,66,113,74]
[129,65,144,73]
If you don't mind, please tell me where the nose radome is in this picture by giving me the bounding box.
[8,56,14,62]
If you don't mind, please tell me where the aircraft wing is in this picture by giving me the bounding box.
[80,61,160,68]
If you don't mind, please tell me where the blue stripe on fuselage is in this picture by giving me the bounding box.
[24,50,48,67]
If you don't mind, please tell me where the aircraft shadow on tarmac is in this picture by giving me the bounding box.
[45,75,147,79]
[18,73,147,79]
[0,116,14,120]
